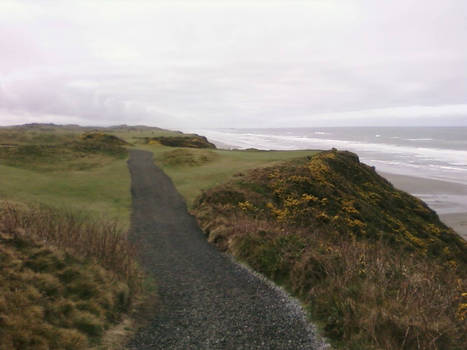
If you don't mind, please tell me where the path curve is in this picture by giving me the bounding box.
[126,149,326,349]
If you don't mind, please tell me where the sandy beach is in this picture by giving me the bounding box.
[381,172,467,240]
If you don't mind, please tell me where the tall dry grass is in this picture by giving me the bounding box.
[212,216,467,349]
[0,202,142,294]
[0,201,147,349]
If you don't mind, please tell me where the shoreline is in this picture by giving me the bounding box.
[381,172,467,240]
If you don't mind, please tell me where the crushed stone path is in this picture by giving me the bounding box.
[126,149,327,349]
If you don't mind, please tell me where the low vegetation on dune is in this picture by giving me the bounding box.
[141,134,216,149]
[0,123,178,146]
[79,132,129,146]
[144,145,320,208]
[193,150,467,349]
[0,202,144,349]
[0,124,79,146]
[4,124,466,348]
[0,132,128,172]
[159,148,218,167]
[0,127,134,226]
[0,125,159,348]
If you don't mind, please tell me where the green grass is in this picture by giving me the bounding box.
[104,128,182,144]
[0,123,318,239]
[138,143,319,207]
[0,123,181,147]
[0,159,131,228]
[0,142,127,172]
[0,125,79,145]
[1,124,310,226]
[0,127,134,227]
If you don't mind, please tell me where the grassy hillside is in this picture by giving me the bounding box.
[138,143,319,207]
[140,135,216,149]
[193,150,467,349]
[0,203,143,349]
[0,125,154,348]
[0,124,185,223]
[0,133,127,172]
[0,129,132,227]
[0,124,217,223]
[0,158,131,227]
[4,124,465,348]
[0,123,180,146]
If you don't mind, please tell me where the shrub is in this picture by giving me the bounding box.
[143,135,216,149]
[160,149,217,167]
[193,150,467,349]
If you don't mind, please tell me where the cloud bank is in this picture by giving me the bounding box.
[0,0,466,128]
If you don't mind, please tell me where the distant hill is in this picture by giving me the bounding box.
[1,123,174,133]
[0,131,128,171]
[0,123,184,149]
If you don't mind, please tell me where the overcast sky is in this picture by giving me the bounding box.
[1,0,466,129]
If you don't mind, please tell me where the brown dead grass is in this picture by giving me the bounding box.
[0,202,146,349]
[0,203,141,291]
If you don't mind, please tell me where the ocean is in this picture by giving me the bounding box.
[189,127,467,216]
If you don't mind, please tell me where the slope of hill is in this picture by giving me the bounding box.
[140,134,217,149]
[0,203,144,349]
[0,132,127,172]
[193,150,467,349]
[0,123,180,146]
[2,124,466,348]
[0,125,158,348]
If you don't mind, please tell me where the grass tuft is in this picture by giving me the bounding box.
[0,202,144,349]
[0,203,141,290]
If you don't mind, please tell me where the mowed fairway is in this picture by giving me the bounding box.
[0,158,131,227]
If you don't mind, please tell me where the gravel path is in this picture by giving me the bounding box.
[126,149,327,349]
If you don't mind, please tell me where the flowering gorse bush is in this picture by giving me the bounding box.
[194,150,467,349]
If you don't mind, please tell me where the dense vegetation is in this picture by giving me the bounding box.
[144,145,319,208]
[193,150,467,349]
[141,135,216,149]
[0,203,143,349]
[158,148,218,167]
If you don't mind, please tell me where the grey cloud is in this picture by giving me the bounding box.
[0,0,466,128]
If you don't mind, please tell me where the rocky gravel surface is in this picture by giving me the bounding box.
[126,149,328,349]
